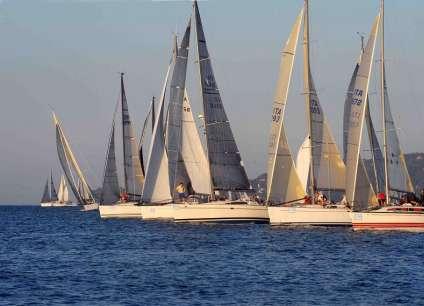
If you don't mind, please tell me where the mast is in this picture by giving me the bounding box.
[303,0,315,202]
[380,0,390,202]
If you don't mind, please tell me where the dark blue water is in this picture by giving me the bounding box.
[1,206,424,305]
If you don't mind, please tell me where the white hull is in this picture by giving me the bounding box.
[98,202,142,218]
[352,206,424,232]
[40,202,77,207]
[173,202,269,223]
[81,203,99,211]
[141,204,177,220]
[268,205,351,226]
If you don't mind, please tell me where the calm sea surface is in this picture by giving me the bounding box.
[1,206,424,305]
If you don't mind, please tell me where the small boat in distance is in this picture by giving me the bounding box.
[53,112,99,211]
[40,171,58,207]
[40,172,77,207]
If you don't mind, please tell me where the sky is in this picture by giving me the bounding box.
[0,0,423,204]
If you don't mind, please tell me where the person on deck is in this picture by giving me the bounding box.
[377,192,386,207]
[176,182,186,202]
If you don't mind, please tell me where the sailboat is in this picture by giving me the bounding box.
[98,74,146,218]
[171,1,268,223]
[350,0,424,231]
[40,171,58,207]
[267,0,351,226]
[53,112,99,211]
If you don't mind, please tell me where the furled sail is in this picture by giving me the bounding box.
[166,21,192,197]
[120,74,144,201]
[50,171,58,201]
[365,101,385,193]
[345,14,380,210]
[193,1,250,191]
[100,122,120,204]
[141,61,173,203]
[53,112,95,205]
[382,72,414,194]
[41,179,51,203]
[181,89,212,194]
[267,9,305,203]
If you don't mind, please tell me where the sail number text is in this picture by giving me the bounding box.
[351,88,364,106]
[272,107,282,123]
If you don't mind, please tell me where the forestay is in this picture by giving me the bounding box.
[193,1,250,191]
[267,9,305,203]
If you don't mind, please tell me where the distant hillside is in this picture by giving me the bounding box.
[250,153,424,197]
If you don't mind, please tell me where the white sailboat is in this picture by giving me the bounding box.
[40,171,58,207]
[350,0,424,231]
[172,1,268,223]
[53,112,99,211]
[51,175,77,207]
[267,0,351,226]
[99,74,145,218]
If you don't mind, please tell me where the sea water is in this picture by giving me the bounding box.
[0,206,423,305]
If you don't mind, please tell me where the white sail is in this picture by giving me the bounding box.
[100,122,120,204]
[345,14,380,210]
[382,73,414,194]
[53,112,95,205]
[181,89,212,194]
[296,136,311,193]
[141,62,173,203]
[120,74,144,201]
[166,21,192,197]
[57,175,69,203]
[267,9,305,203]
[193,1,250,192]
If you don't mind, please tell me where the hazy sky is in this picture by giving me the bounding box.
[0,0,423,203]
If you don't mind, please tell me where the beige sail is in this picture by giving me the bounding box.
[267,9,305,203]
[181,89,212,194]
[345,14,380,210]
[296,136,311,193]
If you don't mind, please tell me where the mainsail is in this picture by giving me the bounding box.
[303,0,345,194]
[382,70,414,195]
[53,112,96,205]
[141,61,173,203]
[193,1,250,192]
[139,96,156,176]
[345,14,380,210]
[120,74,144,201]
[266,9,305,203]
[181,89,212,194]
[166,21,192,197]
[100,122,120,204]
[41,179,50,203]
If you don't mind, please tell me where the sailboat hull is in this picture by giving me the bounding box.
[40,202,77,207]
[352,206,424,232]
[141,204,177,220]
[81,203,99,212]
[98,202,142,218]
[268,205,351,226]
[173,202,269,223]
[40,202,54,207]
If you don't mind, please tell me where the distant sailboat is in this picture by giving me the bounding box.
[267,0,351,226]
[40,172,57,207]
[53,112,98,211]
